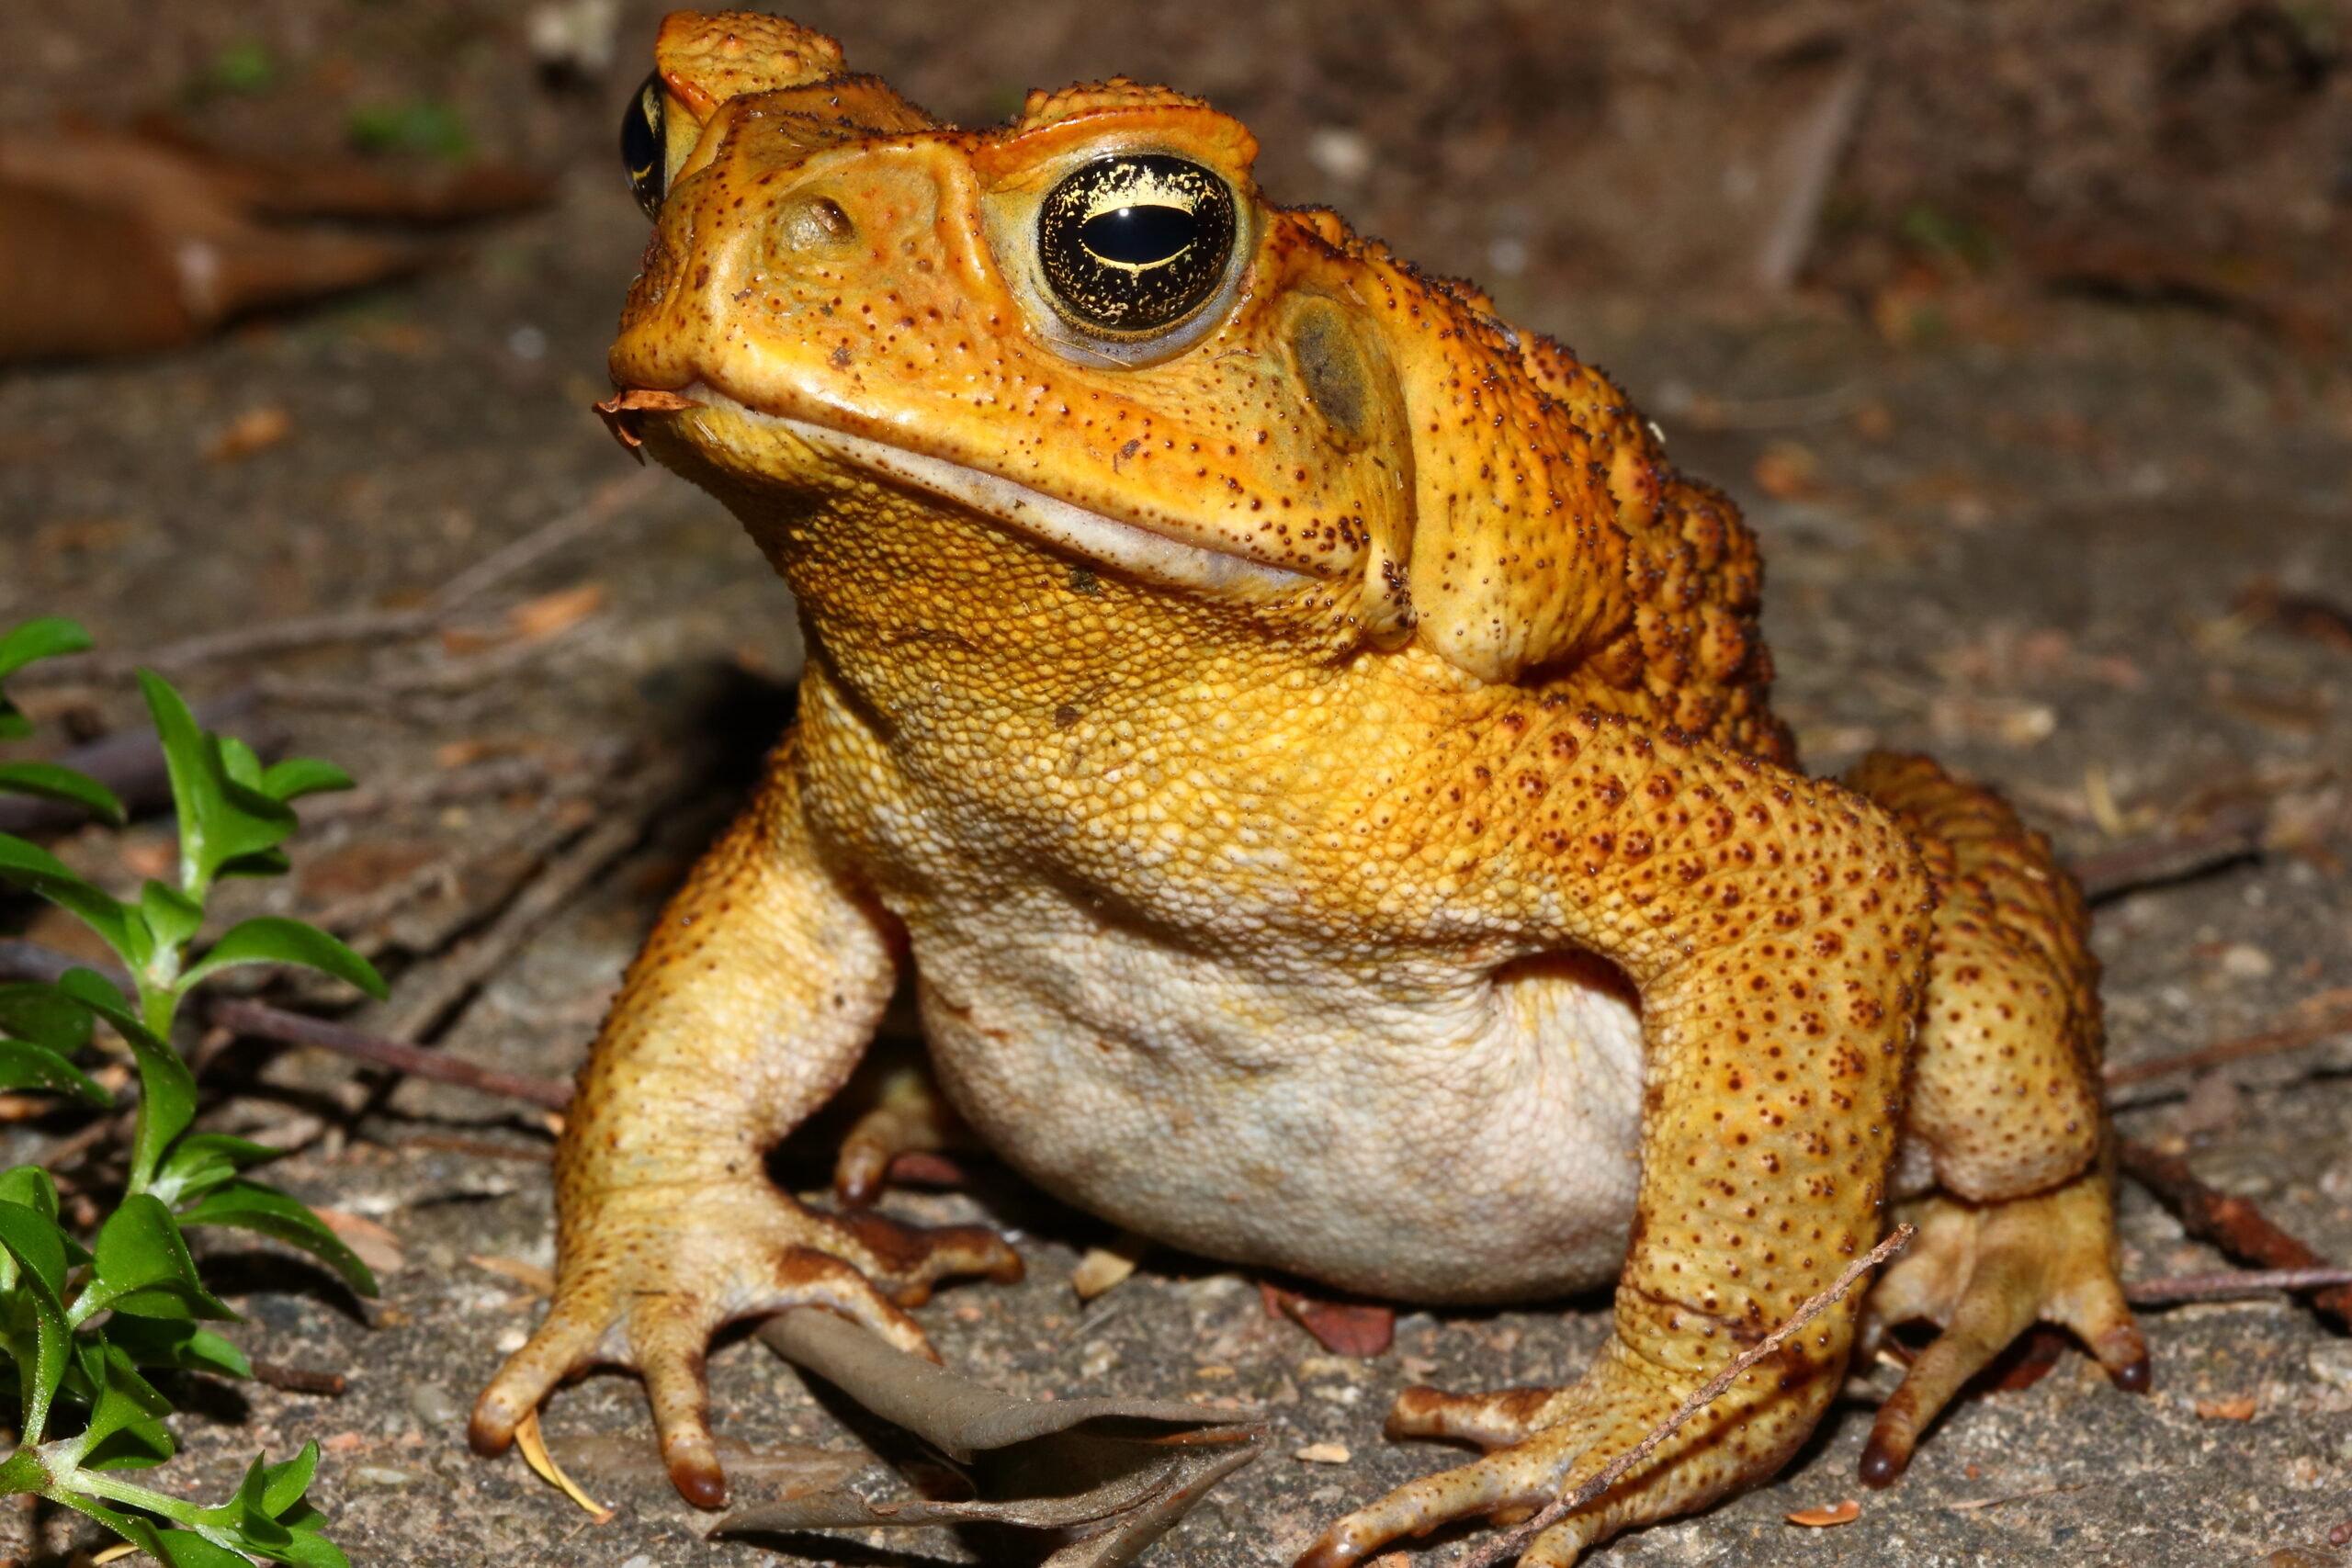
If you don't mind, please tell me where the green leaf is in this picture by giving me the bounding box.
[0,835,135,963]
[179,1180,376,1299]
[139,671,299,895]
[59,969,195,1193]
[104,1316,251,1380]
[149,1132,278,1208]
[76,1339,176,1469]
[0,982,93,1054]
[0,762,125,826]
[181,918,386,1001]
[0,1039,111,1106]
[224,1453,292,1549]
[85,1194,237,1321]
[0,618,92,680]
[0,1200,73,1439]
[258,757,354,803]
[134,1528,255,1568]
[261,1442,318,1516]
[216,846,293,882]
[218,737,266,791]
[0,1167,61,1223]
[140,879,206,956]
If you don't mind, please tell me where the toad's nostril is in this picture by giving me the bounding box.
[784,195,855,249]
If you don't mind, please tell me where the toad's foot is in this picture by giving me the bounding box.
[1294,1334,1826,1568]
[1857,1160,2148,1486]
[832,1061,967,1207]
[468,1180,1019,1507]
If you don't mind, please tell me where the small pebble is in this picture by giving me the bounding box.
[349,1465,424,1489]
[2217,942,2274,980]
[2309,1342,2352,1393]
[408,1381,462,1428]
[1295,1442,1351,1464]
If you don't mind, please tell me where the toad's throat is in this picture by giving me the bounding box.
[650,385,1316,599]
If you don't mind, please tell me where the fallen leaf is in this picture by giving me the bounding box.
[207,405,292,462]
[1751,441,1825,500]
[311,1206,405,1276]
[1294,1442,1351,1464]
[1786,1498,1861,1527]
[1261,1280,1395,1357]
[2195,1394,2257,1421]
[468,1254,555,1297]
[509,581,606,642]
[539,1428,865,1495]
[514,1407,614,1523]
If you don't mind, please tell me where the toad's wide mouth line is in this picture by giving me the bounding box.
[624,384,1317,598]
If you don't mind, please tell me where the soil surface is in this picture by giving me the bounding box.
[5,4,2352,1567]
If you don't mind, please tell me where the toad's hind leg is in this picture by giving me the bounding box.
[1842,752,2148,1486]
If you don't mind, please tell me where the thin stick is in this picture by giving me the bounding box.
[249,1359,347,1396]
[2117,1138,2352,1327]
[14,470,659,685]
[206,998,572,1110]
[383,760,686,1043]
[425,469,659,610]
[297,738,631,827]
[0,942,576,1110]
[1453,1224,1915,1568]
[2104,1011,2352,1088]
[2067,825,2261,904]
[2125,1267,2352,1304]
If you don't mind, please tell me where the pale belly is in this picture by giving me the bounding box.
[901,907,1648,1306]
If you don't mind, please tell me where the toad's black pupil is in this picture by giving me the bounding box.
[1081,205,1197,267]
[1036,153,1238,337]
[621,70,666,220]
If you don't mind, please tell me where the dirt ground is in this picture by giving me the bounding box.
[4,3,2352,1566]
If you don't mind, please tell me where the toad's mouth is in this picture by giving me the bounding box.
[599,384,1315,599]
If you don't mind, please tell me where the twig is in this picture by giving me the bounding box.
[2117,1137,2352,1328]
[382,759,688,1043]
[0,941,571,1109]
[311,795,597,947]
[14,471,658,687]
[2124,1267,2352,1304]
[1946,1482,2088,1513]
[0,687,278,836]
[2069,824,2264,904]
[2104,1010,2352,1089]
[1755,56,1869,295]
[424,469,659,611]
[296,738,631,827]
[248,1359,347,1396]
[203,998,571,1110]
[1453,1224,1915,1568]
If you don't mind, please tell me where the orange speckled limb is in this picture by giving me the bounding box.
[1841,751,2145,1487]
[466,741,1018,1508]
[1298,712,1932,1567]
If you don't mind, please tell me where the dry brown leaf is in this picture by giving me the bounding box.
[514,1407,614,1523]
[1785,1499,1861,1527]
[509,582,606,643]
[207,405,292,462]
[468,1254,555,1297]
[310,1206,405,1276]
[2195,1394,2257,1421]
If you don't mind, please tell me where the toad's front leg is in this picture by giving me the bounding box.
[468,739,1017,1507]
[1301,713,1930,1567]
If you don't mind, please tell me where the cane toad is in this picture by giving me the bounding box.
[471,15,2149,1562]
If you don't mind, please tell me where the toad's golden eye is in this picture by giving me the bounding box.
[1037,154,1237,337]
[621,71,667,220]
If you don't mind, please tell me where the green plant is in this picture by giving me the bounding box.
[0,618,385,1566]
